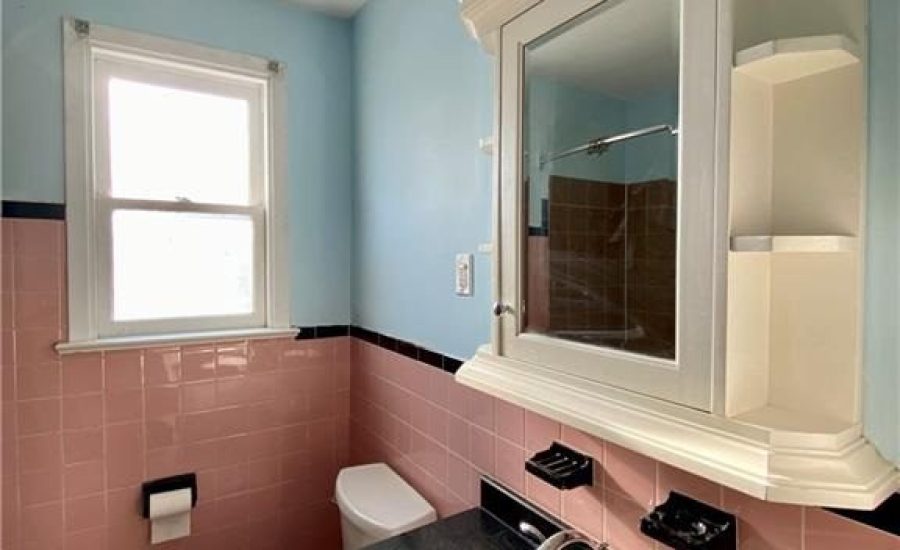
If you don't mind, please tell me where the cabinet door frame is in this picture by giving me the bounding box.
[497,0,722,410]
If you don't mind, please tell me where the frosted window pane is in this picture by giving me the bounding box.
[108,78,251,205]
[112,210,254,321]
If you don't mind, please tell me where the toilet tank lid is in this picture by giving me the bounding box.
[336,463,437,536]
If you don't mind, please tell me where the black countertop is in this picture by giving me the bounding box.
[363,508,537,550]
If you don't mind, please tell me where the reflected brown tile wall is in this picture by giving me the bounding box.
[544,176,676,358]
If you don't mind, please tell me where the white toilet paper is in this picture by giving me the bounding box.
[148,487,193,544]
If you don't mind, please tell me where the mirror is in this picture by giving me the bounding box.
[522,0,680,360]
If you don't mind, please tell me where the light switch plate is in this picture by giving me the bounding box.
[455,253,473,296]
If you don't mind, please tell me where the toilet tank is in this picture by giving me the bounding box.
[335,463,437,550]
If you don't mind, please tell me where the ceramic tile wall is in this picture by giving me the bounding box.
[349,339,900,550]
[1,218,351,550]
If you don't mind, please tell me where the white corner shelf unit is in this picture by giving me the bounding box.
[735,34,861,83]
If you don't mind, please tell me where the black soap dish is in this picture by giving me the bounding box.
[640,492,736,550]
[525,442,593,490]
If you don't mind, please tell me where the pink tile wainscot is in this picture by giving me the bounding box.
[1,218,352,550]
[349,338,900,550]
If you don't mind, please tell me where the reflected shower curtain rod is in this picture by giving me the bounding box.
[540,123,679,168]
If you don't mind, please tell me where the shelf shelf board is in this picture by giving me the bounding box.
[735,34,860,84]
[730,235,856,253]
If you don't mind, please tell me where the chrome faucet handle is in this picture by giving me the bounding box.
[536,528,607,550]
[518,521,547,544]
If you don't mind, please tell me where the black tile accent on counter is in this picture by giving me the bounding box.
[829,492,900,537]
[1,200,66,220]
[364,477,564,550]
[294,325,350,340]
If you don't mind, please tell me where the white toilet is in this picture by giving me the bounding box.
[335,463,437,550]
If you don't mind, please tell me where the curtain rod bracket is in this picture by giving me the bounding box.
[268,60,284,74]
[72,18,91,39]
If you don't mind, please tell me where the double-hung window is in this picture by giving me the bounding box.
[61,19,289,349]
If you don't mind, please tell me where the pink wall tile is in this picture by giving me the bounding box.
[723,488,803,550]
[62,353,102,395]
[604,441,656,508]
[494,398,525,445]
[805,508,900,550]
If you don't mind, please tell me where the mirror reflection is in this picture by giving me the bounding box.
[523,0,680,359]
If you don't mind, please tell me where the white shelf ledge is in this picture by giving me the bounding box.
[735,34,860,84]
[730,235,856,253]
[457,346,898,510]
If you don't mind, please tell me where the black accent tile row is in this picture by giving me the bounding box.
[2,201,66,220]
[294,324,465,375]
[829,492,900,537]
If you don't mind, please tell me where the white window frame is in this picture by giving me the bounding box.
[60,18,291,350]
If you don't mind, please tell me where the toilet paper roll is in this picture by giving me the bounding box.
[149,488,192,544]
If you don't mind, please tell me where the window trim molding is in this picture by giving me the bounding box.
[62,17,290,346]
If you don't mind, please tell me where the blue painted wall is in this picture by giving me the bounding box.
[352,0,493,359]
[2,0,354,325]
[864,0,900,465]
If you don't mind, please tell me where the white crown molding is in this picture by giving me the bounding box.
[457,346,899,510]
[459,0,542,54]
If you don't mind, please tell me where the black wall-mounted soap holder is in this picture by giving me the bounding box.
[640,491,737,550]
[525,442,593,490]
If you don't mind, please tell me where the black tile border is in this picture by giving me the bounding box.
[2,201,66,220]
[295,324,465,375]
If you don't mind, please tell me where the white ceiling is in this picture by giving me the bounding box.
[284,0,367,18]
[527,0,680,99]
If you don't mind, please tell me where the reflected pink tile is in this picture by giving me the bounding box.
[560,426,605,471]
[19,433,62,472]
[146,446,185,479]
[247,458,280,489]
[447,413,469,460]
[12,219,61,258]
[495,437,525,494]
[180,410,221,442]
[63,429,103,465]
[217,376,249,407]
[426,403,449,445]
[14,256,59,292]
[65,527,106,550]
[604,442,656,508]
[248,339,281,372]
[183,345,217,381]
[15,328,59,366]
[146,385,180,418]
[523,411,560,452]
[63,460,104,497]
[104,389,143,423]
[146,417,177,449]
[103,350,142,390]
[723,488,802,550]
[19,469,63,506]
[14,291,60,330]
[65,494,106,532]
[467,390,495,432]
[62,353,102,395]
[105,423,144,489]
[144,347,181,386]
[20,397,62,434]
[216,463,249,497]
[469,425,495,475]
[216,435,248,467]
[17,363,61,399]
[182,380,216,413]
[606,490,654,550]
[245,429,281,461]
[561,485,605,542]
[805,508,900,550]
[216,342,249,377]
[526,473,561,516]
[657,462,721,507]
[494,399,525,445]
[20,501,64,545]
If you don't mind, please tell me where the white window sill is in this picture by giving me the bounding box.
[55,327,297,355]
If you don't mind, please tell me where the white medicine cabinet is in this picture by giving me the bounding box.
[457,0,898,509]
